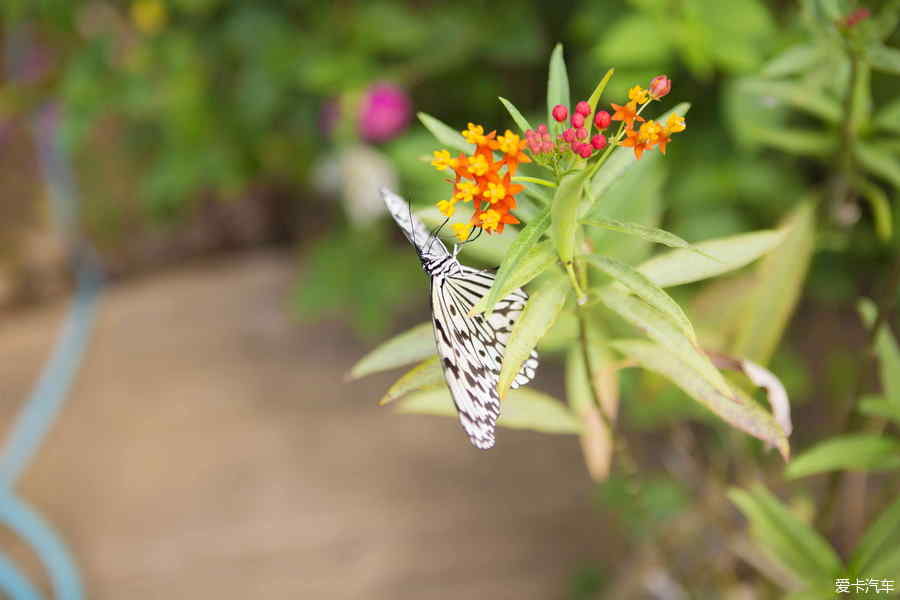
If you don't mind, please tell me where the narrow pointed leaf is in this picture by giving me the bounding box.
[417,112,472,153]
[860,298,900,409]
[546,43,570,125]
[499,96,533,134]
[350,322,434,379]
[851,495,900,574]
[857,179,893,240]
[471,239,557,315]
[551,168,590,265]
[581,217,711,257]
[871,43,900,75]
[379,357,443,405]
[584,254,697,344]
[584,68,615,138]
[856,142,900,190]
[750,126,837,157]
[471,208,550,315]
[397,387,581,434]
[498,275,569,397]
[785,434,900,479]
[858,395,900,422]
[636,229,786,288]
[613,340,789,457]
[761,43,823,77]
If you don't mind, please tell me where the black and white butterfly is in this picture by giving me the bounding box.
[382,188,539,449]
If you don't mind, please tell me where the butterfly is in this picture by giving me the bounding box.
[382,188,539,449]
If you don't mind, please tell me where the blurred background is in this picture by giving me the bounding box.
[1,0,899,598]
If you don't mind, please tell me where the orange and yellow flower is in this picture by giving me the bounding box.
[613,81,686,160]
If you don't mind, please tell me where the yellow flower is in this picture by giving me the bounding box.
[479,209,502,231]
[496,130,522,155]
[628,85,649,104]
[454,181,480,202]
[462,123,488,145]
[638,120,663,143]
[437,199,456,217]
[666,114,686,133]
[484,182,507,204]
[453,223,474,242]
[466,153,490,176]
[131,0,167,34]
[431,149,458,171]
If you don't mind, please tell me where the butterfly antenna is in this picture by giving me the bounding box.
[426,216,450,254]
[463,226,483,245]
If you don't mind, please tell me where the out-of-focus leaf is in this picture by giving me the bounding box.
[729,486,843,584]
[865,547,900,583]
[584,67,614,139]
[551,168,590,265]
[858,395,900,422]
[870,43,900,75]
[860,298,900,410]
[856,142,900,191]
[785,434,900,479]
[857,179,893,240]
[750,126,837,157]
[590,103,690,201]
[350,322,433,379]
[741,79,841,123]
[498,275,569,396]
[417,112,472,153]
[761,43,823,77]
[499,96,533,134]
[537,310,578,352]
[873,0,900,40]
[472,208,550,316]
[850,61,871,133]
[689,273,757,349]
[733,202,815,365]
[584,255,697,344]
[614,339,789,456]
[471,239,557,315]
[874,96,900,134]
[397,386,580,434]
[582,217,713,258]
[566,348,615,479]
[547,43,570,125]
[379,356,443,405]
[637,229,786,288]
[850,495,900,575]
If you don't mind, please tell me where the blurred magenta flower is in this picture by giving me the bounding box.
[358,83,412,143]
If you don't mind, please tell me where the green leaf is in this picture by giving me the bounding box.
[864,546,900,582]
[581,217,713,259]
[729,486,843,584]
[614,340,789,457]
[856,142,900,191]
[584,68,615,139]
[750,126,837,158]
[379,357,443,405]
[471,239,557,315]
[850,495,900,575]
[350,322,434,379]
[498,275,569,397]
[547,43,570,126]
[858,395,900,422]
[732,202,815,365]
[498,96,533,134]
[590,103,690,201]
[870,43,900,75]
[397,386,580,434]
[583,254,697,344]
[741,79,841,123]
[760,43,823,78]
[636,229,786,288]
[874,96,900,134]
[472,208,550,315]
[551,168,590,265]
[417,112,472,153]
[785,434,900,479]
[860,298,900,410]
[857,179,893,240]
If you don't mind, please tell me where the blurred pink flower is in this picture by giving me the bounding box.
[358,83,412,143]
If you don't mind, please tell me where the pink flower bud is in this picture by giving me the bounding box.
[575,101,591,116]
[537,124,548,134]
[575,127,587,140]
[541,132,551,143]
[591,133,607,150]
[541,140,554,153]
[577,144,593,158]
[594,111,611,129]
[571,112,585,128]
[562,127,576,143]
[552,104,569,122]
[649,75,671,100]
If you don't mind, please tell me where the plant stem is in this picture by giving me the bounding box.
[511,175,556,188]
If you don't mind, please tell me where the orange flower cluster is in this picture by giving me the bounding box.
[612,81,686,160]
[431,124,530,240]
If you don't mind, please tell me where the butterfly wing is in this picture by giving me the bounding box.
[381,187,449,258]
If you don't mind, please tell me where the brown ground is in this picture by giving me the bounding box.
[0,249,610,599]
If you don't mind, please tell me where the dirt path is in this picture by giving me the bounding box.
[0,250,610,599]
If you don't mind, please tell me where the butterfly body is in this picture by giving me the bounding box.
[382,188,538,450]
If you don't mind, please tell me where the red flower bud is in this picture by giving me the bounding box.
[541,140,554,153]
[575,101,591,116]
[591,133,607,150]
[594,110,611,129]
[537,123,548,134]
[562,127,576,142]
[552,104,569,122]
[571,112,585,128]
[843,7,870,26]
[577,143,593,158]
[575,127,587,140]
[649,75,671,100]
